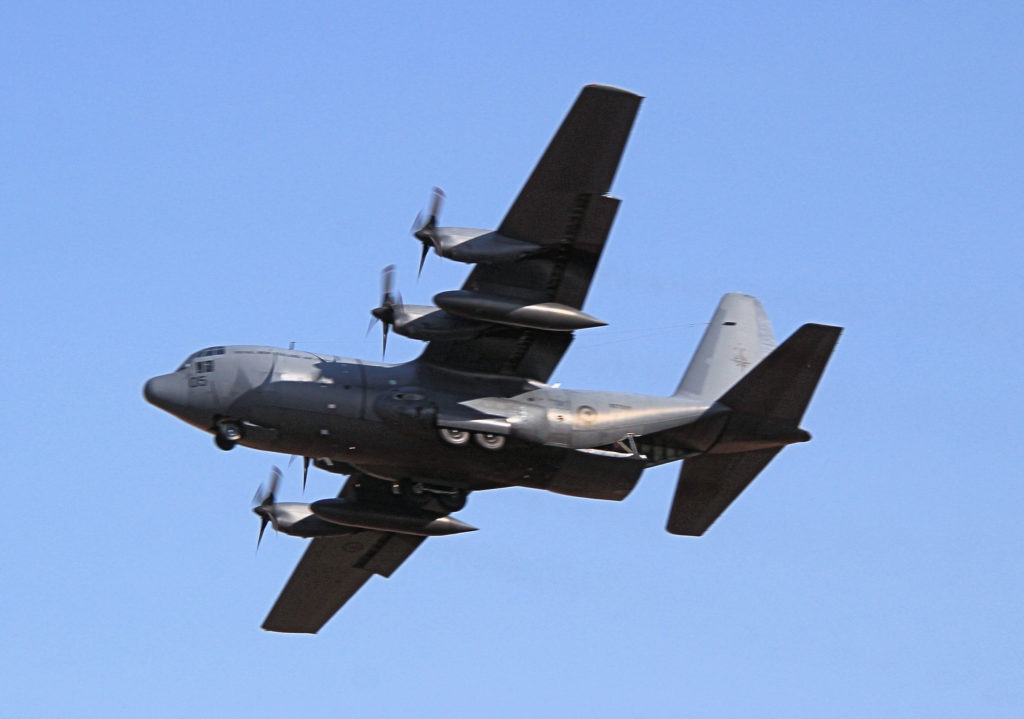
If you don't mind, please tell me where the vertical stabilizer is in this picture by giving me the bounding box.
[675,293,776,401]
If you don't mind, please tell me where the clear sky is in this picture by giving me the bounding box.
[3,2,1022,716]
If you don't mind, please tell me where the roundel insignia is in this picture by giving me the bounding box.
[577,405,598,424]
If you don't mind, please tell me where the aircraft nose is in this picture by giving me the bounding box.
[144,373,186,414]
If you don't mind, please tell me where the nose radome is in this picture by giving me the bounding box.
[144,373,185,413]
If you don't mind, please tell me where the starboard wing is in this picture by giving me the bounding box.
[262,531,425,633]
[418,85,642,381]
[262,474,432,633]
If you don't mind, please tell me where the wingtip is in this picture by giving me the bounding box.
[584,83,644,99]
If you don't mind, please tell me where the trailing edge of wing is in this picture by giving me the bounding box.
[262,532,425,634]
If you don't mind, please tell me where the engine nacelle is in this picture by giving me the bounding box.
[434,290,606,332]
[310,499,477,536]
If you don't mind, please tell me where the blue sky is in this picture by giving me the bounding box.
[3,2,1022,716]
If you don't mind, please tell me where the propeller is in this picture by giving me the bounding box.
[411,187,445,277]
[368,265,401,358]
[252,466,282,551]
[289,454,311,493]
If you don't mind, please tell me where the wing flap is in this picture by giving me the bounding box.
[356,532,425,577]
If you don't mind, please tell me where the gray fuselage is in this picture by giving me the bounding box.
[144,345,714,498]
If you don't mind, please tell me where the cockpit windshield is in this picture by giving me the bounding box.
[177,347,226,371]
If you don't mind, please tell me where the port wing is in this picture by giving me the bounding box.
[418,85,642,381]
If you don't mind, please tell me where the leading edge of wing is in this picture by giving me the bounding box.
[262,532,425,634]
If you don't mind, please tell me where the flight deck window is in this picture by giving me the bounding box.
[196,360,215,373]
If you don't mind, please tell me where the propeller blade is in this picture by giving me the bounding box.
[412,188,445,276]
[287,455,311,493]
[252,466,282,508]
[252,466,283,551]
[412,192,439,238]
[266,466,281,503]
[411,210,426,236]
[369,265,400,358]
[381,264,396,304]
[417,242,430,278]
[428,186,444,220]
[256,515,269,551]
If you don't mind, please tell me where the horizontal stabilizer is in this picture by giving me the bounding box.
[718,323,842,424]
[666,449,780,536]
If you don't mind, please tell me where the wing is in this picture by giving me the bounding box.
[262,474,430,633]
[418,85,643,381]
[262,531,425,633]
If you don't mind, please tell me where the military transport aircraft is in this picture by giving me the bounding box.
[144,84,841,634]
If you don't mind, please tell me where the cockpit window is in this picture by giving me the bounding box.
[196,360,215,373]
[177,347,225,371]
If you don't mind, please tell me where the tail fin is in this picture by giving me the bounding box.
[666,323,842,536]
[675,293,776,402]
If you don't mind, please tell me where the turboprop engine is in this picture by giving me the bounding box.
[251,467,477,544]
